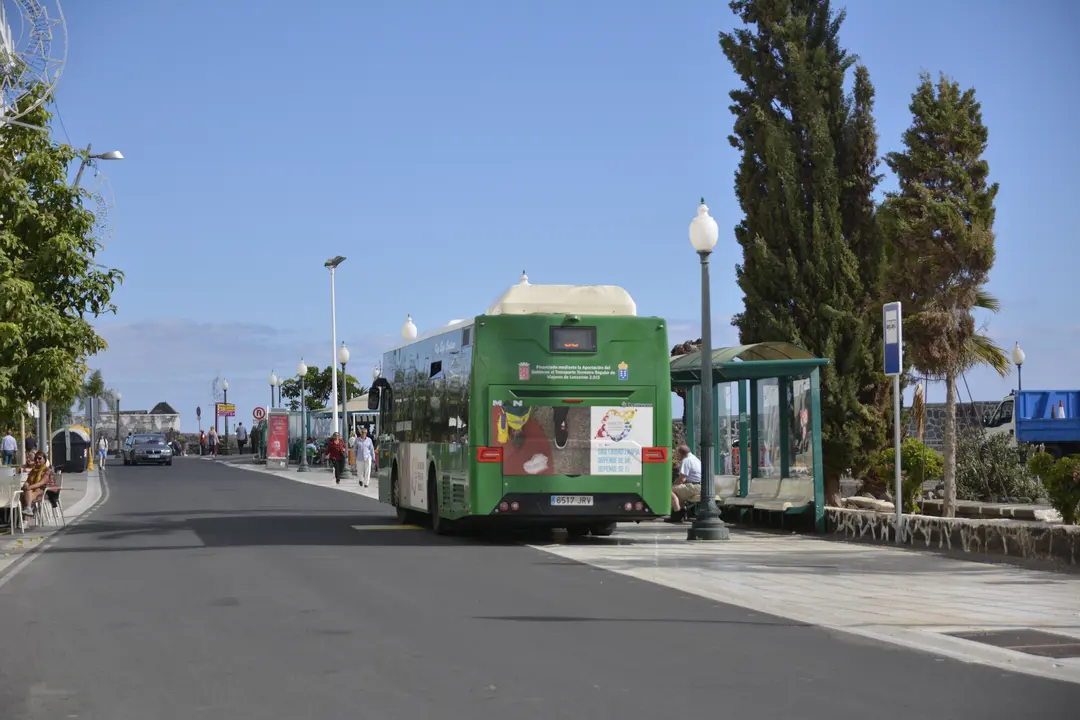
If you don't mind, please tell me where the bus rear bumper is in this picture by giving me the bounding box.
[489,492,657,520]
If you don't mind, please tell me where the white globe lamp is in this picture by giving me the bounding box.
[689,197,720,254]
[402,315,418,341]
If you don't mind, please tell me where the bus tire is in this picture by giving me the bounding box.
[391,466,409,524]
[590,522,616,537]
[428,467,451,535]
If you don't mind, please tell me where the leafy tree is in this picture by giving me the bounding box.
[279,365,365,413]
[880,73,1002,517]
[0,87,123,424]
[719,0,890,502]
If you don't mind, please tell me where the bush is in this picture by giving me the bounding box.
[1026,452,1080,524]
[955,428,1045,503]
[868,438,942,512]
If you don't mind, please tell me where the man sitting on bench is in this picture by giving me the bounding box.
[668,444,701,522]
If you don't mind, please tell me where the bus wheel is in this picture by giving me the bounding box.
[428,470,452,535]
[590,522,617,537]
[391,468,409,524]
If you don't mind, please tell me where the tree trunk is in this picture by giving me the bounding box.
[942,372,958,517]
[18,412,26,467]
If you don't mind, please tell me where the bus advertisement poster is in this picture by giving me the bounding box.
[590,406,653,475]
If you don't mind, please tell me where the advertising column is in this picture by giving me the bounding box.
[266,409,290,469]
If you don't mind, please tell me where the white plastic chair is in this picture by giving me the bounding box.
[3,478,26,535]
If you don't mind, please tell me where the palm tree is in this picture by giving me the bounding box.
[908,287,1009,516]
[78,369,109,444]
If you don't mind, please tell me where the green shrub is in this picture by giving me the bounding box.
[1025,452,1080,524]
[955,428,1045,503]
[869,438,942,512]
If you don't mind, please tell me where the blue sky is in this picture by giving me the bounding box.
[53,0,1079,431]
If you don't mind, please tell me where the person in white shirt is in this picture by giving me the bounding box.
[353,427,375,488]
[1,431,16,465]
[669,444,702,520]
[97,436,109,466]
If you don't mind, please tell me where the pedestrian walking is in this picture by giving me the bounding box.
[353,426,374,488]
[208,427,218,456]
[236,422,248,454]
[97,435,108,467]
[327,432,347,484]
[1,430,16,466]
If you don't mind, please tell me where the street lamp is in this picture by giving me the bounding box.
[402,315,418,342]
[325,255,346,440]
[114,391,122,456]
[338,342,355,476]
[686,198,730,542]
[1013,342,1025,393]
[221,379,230,455]
[269,372,278,410]
[297,359,310,473]
[73,144,124,189]
[274,374,282,407]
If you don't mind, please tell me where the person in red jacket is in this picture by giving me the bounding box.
[326,432,348,484]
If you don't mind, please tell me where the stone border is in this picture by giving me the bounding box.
[826,506,1079,568]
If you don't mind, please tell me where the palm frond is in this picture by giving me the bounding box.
[974,288,1001,314]
[960,332,1010,377]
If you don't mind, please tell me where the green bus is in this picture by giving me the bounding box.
[369,282,672,535]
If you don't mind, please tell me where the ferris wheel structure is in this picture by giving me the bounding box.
[0,0,66,126]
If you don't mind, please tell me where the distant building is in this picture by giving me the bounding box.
[93,402,182,446]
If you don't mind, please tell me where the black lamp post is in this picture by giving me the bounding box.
[686,198,730,542]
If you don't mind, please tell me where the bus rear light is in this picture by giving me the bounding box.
[477,447,503,463]
[635,501,644,511]
[562,399,583,404]
[499,501,509,512]
[642,447,668,463]
[623,502,633,511]
[510,501,520,511]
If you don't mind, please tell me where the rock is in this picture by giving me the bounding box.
[1018,497,1032,504]
[1005,496,1019,504]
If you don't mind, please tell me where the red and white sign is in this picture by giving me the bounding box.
[267,413,289,463]
[252,406,267,421]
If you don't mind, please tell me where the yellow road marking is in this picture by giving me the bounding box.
[350,524,424,531]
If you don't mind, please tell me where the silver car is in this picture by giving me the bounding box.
[123,433,174,466]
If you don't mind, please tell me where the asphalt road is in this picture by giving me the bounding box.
[0,458,1075,719]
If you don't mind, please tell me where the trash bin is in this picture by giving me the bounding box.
[50,426,90,473]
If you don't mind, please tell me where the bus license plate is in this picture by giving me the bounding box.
[551,495,593,506]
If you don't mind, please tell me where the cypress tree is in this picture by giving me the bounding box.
[720,0,889,502]
[880,73,999,517]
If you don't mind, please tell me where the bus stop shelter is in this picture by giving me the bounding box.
[670,342,829,531]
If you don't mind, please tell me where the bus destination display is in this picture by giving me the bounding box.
[550,326,597,353]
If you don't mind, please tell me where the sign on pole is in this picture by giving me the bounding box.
[216,402,236,417]
[253,406,267,421]
[883,302,903,543]
[883,302,902,375]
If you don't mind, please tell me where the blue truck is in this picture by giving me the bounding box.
[983,390,1080,458]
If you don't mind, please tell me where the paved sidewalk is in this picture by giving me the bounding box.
[225,457,379,501]
[0,466,104,576]
[536,523,1080,685]
[220,457,1080,685]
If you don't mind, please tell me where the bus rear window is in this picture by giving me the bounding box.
[550,326,597,353]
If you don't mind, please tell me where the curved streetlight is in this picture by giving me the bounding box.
[297,359,310,472]
[1013,342,1025,393]
[402,315,418,342]
[325,256,347,437]
[74,144,124,189]
[686,198,729,542]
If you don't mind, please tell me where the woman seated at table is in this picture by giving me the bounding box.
[21,451,52,516]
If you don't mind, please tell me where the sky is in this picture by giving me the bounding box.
[45,0,1080,431]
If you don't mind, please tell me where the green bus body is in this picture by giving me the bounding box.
[371,286,672,530]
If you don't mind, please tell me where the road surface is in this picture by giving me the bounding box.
[0,458,1075,719]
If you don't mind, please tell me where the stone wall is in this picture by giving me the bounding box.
[94,411,181,448]
[907,401,998,451]
[826,506,1079,569]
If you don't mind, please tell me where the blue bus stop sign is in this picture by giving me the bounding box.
[883,302,902,376]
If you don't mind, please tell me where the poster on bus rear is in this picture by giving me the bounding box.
[590,406,653,475]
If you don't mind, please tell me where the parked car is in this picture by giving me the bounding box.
[123,433,174,466]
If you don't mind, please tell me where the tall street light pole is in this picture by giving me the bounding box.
[325,256,346,440]
[221,379,230,455]
[114,391,122,457]
[297,359,310,473]
[687,198,730,542]
[269,372,278,410]
[73,144,124,189]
